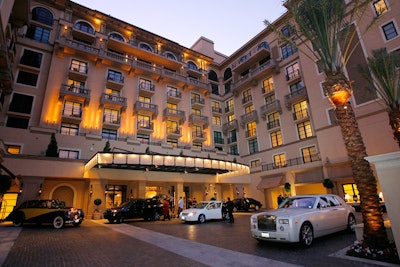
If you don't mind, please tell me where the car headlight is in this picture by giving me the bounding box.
[278,219,289,224]
[188,212,196,216]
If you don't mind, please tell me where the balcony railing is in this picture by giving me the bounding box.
[260,100,282,119]
[284,87,308,109]
[59,84,91,106]
[101,93,127,110]
[240,110,258,128]
[261,154,321,171]
[222,120,238,133]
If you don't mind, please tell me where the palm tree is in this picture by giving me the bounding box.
[358,48,400,147]
[267,0,388,249]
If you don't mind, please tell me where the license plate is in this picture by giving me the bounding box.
[261,232,270,238]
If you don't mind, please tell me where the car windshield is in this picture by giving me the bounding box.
[193,202,210,209]
[279,197,316,209]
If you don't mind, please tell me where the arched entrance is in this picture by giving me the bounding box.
[52,186,74,207]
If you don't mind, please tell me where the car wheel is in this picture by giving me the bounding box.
[233,207,238,212]
[254,205,260,211]
[12,212,24,227]
[108,218,115,224]
[198,214,206,224]
[117,215,125,224]
[299,222,313,247]
[347,214,356,232]
[153,211,161,221]
[53,216,64,229]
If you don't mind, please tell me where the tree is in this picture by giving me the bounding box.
[358,48,400,147]
[103,141,111,152]
[45,133,59,157]
[266,0,388,249]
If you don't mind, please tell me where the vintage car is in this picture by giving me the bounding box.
[233,197,262,211]
[103,197,163,223]
[5,199,84,229]
[250,194,356,247]
[179,200,223,223]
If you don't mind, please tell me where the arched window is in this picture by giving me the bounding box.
[109,32,125,42]
[224,68,232,94]
[224,68,232,81]
[139,43,152,52]
[209,70,219,95]
[165,52,177,61]
[187,61,198,71]
[208,70,218,82]
[32,7,53,26]
[75,21,95,34]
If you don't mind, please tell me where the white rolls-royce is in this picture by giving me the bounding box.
[250,194,356,247]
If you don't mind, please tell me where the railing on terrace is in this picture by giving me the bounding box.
[261,154,321,172]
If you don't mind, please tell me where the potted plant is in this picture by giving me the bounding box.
[93,198,102,220]
[284,182,291,193]
[323,178,334,189]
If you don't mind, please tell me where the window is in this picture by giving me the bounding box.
[32,7,53,25]
[187,61,198,71]
[6,117,29,129]
[267,112,280,130]
[382,21,398,40]
[242,89,252,104]
[262,77,274,94]
[167,120,179,135]
[297,120,313,139]
[70,59,88,74]
[138,95,151,103]
[192,125,204,138]
[301,146,318,163]
[225,99,234,113]
[212,116,221,125]
[137,115,151,129]
[192,142,203,149]
[103,108,119,124]
[16,70,38,86]
[8,93,33,114]
[227,113,235,123]
[246,121,257,138]
[139,43,152,52]
[63,101,82,117]
[281,42,297,59]
[286,62,300,81]
[290,80,304,93]
[167,138,178,148]
[5,144,21,154]
[214,131,223,144]
[250,159,261,167]
[109,32,124,42]
[328,108,338,126]
[228,130,237,144]
[167,86,180,98]
[265,94,276,105]
[244,104,254,114]
[230,145,238,155]
[75,21,94,34]
[191,92,202,104]
[274,153,286,168]
[137,133,150,144]
[373,0,388,16]
[26,25,51,43]
[248,138,258,154]
[191,108,201,116]
[342,183,360,203]
[211,101,221,113]
[107,70,124,83]
[271,130,283,147]
[105,88,120,96]
[60,123,79,136]
[165,52,177,60]
[59,149,79,159]
[293,101,308,120]
[102,128,117,140]
[20,49,43,68]
[281,25,294,38]
[139,78,153,91]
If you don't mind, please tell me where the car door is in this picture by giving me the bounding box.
[206,202,221,219]
[327,195,348,230]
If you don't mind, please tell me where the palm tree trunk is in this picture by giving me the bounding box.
[335,102,389,248]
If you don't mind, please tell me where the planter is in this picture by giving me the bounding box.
[355,221,394,243]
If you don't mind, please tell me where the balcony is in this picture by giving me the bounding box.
[261,154,321,171]
[166,90,182,104]
[212,106,222,114]
[293,110,309,121]
[245,129,257,138]
[132,60,162,80]
[192,131,207,142]
[242,95,253,106]
[284,87,308,109]
[61,111,82,124]
[100,93,127,111]
[138,81,155,97]
[166,126,182,138]
[102,50,133,72]
[191,97,205,109]
[286,69,302,83]
[71,25,96,44]
[188,114,208,127]
[186,66,204,78]
[137,121,154,134]
[163,108,185,123]
[227,136,237,144]
[267,119,280,130]
[260,100,282,120]
[161,69,187,87]
[103,115,121,129]
[225,106,234,114]
[231,41,271,73]
[106,74,124,89]
[240,110,258,128]
[134,101,158,118]
[59,84,90,106]
[59,39,100,61]
[222,120,238,134]
[185,76,209,93]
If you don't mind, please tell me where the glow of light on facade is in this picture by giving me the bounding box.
[45,96,62,124]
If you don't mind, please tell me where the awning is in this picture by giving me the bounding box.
[295,168,324,184]
[257,176,283,189]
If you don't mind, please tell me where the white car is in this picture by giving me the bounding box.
[179,201,223,223]
[250,194,356,247]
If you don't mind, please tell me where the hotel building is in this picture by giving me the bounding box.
[0,0,398,218]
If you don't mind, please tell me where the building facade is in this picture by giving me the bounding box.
[0,0,398,218]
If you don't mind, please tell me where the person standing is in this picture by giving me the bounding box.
[226,197,234,223]
[162,198,170,221]
[178,196,184,216]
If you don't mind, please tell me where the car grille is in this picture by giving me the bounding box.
[257,215,276,231]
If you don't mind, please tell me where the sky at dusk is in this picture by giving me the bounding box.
[72,1,287,56]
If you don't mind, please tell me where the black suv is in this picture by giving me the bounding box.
[103,198,163,223]
[233,197,262,212]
